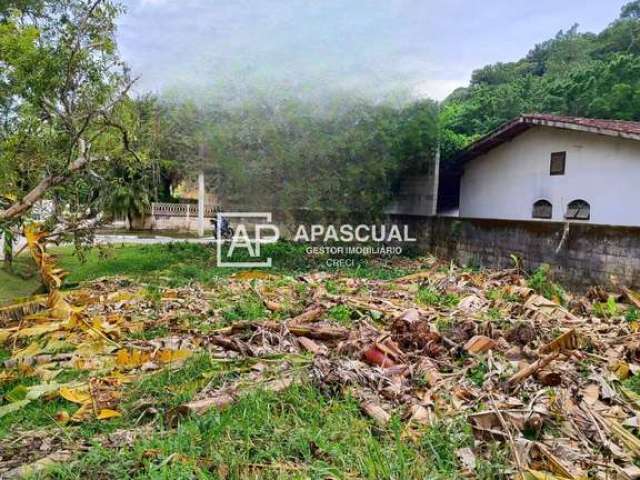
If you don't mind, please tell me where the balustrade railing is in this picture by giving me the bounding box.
[150,202,217,218]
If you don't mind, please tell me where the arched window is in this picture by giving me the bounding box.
[565,200,590,220]
[532,199,552,219]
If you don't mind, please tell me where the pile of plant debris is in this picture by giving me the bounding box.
[2,233,640,478]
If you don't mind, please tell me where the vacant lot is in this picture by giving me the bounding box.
[1,243,639,479]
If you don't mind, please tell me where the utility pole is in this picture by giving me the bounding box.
[198,171,205,237]
[198,143,207,237]
[431,140,441,216]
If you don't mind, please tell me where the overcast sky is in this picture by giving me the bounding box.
[117,0,629,102]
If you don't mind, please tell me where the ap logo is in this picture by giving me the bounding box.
[216,212,280,268]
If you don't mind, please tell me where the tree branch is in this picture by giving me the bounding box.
[0,139,89,223]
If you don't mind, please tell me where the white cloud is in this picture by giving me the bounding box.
[412,79,466,101]
[139,0,169,6]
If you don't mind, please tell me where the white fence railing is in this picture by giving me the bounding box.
[150,202,217,218]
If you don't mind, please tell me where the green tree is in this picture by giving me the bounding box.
[0,0,136,224]
[621,0,640,19]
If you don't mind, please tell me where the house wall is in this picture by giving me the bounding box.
[459,127,640,226]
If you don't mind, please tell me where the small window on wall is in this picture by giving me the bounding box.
[565,200,590,220]
[550,152,566,175]
[532,200,552,219]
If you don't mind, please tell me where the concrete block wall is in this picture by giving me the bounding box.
[390,216,640,290]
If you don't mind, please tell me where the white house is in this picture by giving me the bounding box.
[455,114,640,226]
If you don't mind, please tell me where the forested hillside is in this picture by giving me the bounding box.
[440,0,640,162]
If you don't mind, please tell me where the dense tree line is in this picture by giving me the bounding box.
[143,96,438,218]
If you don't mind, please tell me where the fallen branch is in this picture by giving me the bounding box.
[506,351,560,387]
[289,306,325,324]
[262,321,349,340]
[209,320,348,340]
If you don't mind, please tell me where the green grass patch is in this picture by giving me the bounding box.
[221,292,268,324]
[48,382,506,479]
[624,374,640,396]
[58,242,214,285]
[327,304,355,326]
[122,354,229,412]
[466,361,489,387]
[592,296,619,319]
[416,287,459,308]
[1,241,418,305]
[626,307,640,323]
[0,267,41,304]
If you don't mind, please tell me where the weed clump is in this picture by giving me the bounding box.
[528,264,565,304]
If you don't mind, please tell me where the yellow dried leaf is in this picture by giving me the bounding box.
[157,349,192,364]
[605,416,640,457]
[519,471,573,480]
[106,371,135,383]
[70,402,93,422]
[612,360,631,380]
[59,386,91,404]
[34,367,61,382]
[13,341,42,360]
[96,408,122,420]
[540,329,581,354]
[107,291,137,302]
[75,340,114,356]
[0,370,16,383]
[115,349,129,366]
[0,329,13,344]
[15,322,64,338]
[116,349,151,369]
[231,270,279,281]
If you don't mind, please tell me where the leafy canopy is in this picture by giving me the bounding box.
[0,0,138,225]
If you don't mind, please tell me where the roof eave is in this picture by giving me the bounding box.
[527,117,640,142]
[454,115,640,168]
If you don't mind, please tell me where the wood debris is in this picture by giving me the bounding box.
[3,246,640,478]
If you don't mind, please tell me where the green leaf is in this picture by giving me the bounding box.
[0,399,30,418]
[5,384,28,402]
